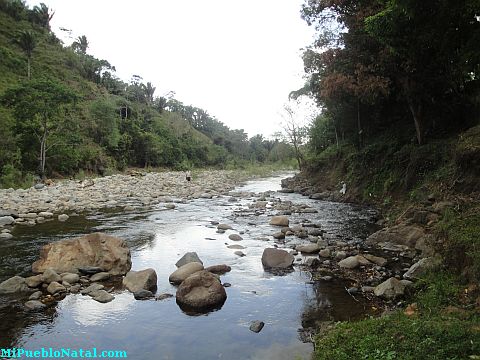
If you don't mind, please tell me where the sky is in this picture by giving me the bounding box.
[27,0,317,137]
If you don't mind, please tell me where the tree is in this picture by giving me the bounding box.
[1,79,77,178]
[72,35,88,54]
[16,30,36,80]
[31,3,54,29]
[281,105,308,170]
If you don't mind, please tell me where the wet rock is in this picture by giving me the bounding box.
[32,233,131,275]
[227,244,245,250]
[217,224,233,231]
[205,265,231,274]
[156,293,174,301]
[25,300,46,311]
[335,251,347,260]
[61,273,80,284]
[234,251,246,257]
[0,216,15,226]
[38,211,53,218]
[304,258,321,267]
[90,272,111,282]
[308,228,324,237]
[176,270,227,310]
[42,268,62,284]
[47,281,66,295]
[164,203,176,210]
[261,248,294,269]
[272,232,285,240]
[90,289,114,303]
[228,234,243,241]
[25,275,44,288]
[249,320,265,333]
[124,268,158,292]
[338,256,360,269]
[169,263,204,285]
[29,291,43,300]
[78,266,104,275]
[0,233,13,239]
[0,276,31,294]
[69,284,81,294]
[296,244,320,254]
[175,252,203,268]
[366,224,426,249]
[133,289,155,300]
[81,283,104,295]
[374,277,406,299]
[269,216,289,227]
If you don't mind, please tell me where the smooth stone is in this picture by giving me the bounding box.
[249,321,265,333]
[374,277,406,299]
[175,252,203,268]
[58,214,69,222]
[228,234,243,241]
[335,251,347,260]
[80,283,104,295]
[0,233,13,239]
[78,266,104,275]
[176,270,227,310]
[272,232,285,240]
[25,275,44,288]
[90,289,115,303]
[363,254,388,267]
[296,243,320,254]
[25,300,46,311]
[234,251,246,257]
[123,268,158,292]
[90,272,111,282]
[217,224,233,230]
[205,265,232,274]
[61,273,80,284]
[46,281,66,295]
[269,216,289,227]
[0,276,30,294]
[156,293,174,301]
[0,216,15,226]
[169,263,204,285]
[69,284,81,294]
[133,289,155,300]
[261,248,294,269]
[29,291,43,300]
[319,249,331,258]
[227,244,245,250]
[42,268,62,284]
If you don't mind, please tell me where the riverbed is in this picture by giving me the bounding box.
[0,172,378,359]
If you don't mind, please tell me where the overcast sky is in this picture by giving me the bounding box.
[27,0,317,137]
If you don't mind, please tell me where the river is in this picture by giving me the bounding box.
[0,172,378,359]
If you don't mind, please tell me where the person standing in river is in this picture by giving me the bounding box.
[185,171,191,182]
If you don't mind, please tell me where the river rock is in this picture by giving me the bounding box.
[296,244,320,254]
[156,293,174,301]
[32,233,132,275]
[123,268,158,292]
[374,277,406,299]
[38,212,53,218]
[217,224,233,230]
[227,244,245,250]
[25,300,46,311]
[228,234,243,241]
[176,270,227,310]
[47,281,66,295]
[205,265,231,274]
[133,289,155,300]
[366,224,426,249]
[90,272,111,282]
[0,233,13,239]
[261,248,294,269]
[363,254,387,267]
[272,232,285,240]
[335,251,347,260]
[249,320,265,333]
[81,283,104,295]
[403,257,439,280]
[270,216,289,227]
[0,276,30,294]
[0,216,15,226]
[175,252,203,268]
[29,291,42,300]
[234,251,246,257]
[58,214,69,222]
[25,275,44,288]
[338,256,360,269]
[169,263,204,285]
[61,273,80,284]
[78,266,104,275]
[42,268,62,284]
[90,289,114,303]
[319,249,331,258]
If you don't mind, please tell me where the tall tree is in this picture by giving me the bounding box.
[31,3,54,29]
[1,79,77,178]
[16,30,36,80]
[72,35,89,54]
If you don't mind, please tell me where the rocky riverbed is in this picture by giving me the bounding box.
[0,171,440,359]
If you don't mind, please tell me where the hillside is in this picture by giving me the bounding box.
[0,1,295,188]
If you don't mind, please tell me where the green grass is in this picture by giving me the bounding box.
[314,271,480,360]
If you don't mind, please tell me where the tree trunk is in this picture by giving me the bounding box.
[27,57,31,80]
[407,99,424,145]
[357,98,363,148]
[39,134,46,179]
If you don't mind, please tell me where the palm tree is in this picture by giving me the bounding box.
[17,30,36,80]
[32,3,54,29]
[143,82,156,104]
[72,35,88,54]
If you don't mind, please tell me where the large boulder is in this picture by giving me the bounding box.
[0,216,15,226]
[0,276,31,294]
[175,252,203,268]
[42,268,61,284]
[123,268,157,293]
[169,263,204,285]
[366,224,426,249]
[403,257,439,280]
[32,233,131,275]
[296,244,320,254]
[269,216,289,227]
[261,248,294,269]
[176,270,227,310]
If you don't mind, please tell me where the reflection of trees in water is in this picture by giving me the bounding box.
[0,296,59,348]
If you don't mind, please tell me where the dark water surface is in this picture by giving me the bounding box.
[0,172,378,359]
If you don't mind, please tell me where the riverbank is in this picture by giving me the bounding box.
[279,132,480,359]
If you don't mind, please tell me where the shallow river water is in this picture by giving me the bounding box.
[0,172,378,359]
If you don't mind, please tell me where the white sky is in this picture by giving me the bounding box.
[27,0,317,137]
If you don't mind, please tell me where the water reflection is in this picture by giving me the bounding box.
[0,172,378,359]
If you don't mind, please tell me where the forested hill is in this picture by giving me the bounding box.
[0,1,294,188]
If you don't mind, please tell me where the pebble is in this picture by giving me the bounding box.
[249,321,265,333]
